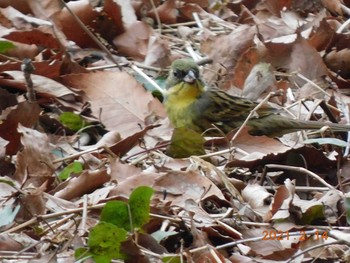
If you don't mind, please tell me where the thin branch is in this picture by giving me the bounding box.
[21,58,36,103]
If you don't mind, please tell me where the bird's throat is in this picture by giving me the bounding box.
[166,81,203,106]
[164,81,203,130]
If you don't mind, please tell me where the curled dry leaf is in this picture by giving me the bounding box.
[1,71,78,101]
[242,183,273,209]
[270,179,295,220]
[53,168,110,200]
[14,124,55,186]
[324,49,350,79]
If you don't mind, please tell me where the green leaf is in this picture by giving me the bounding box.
[58,161,83,180]
[101,186,154,232]
[59,112,85,131]
[303,138,350,147]
[0,40,15,53]
[88,222,128,262]
[100,201,131,230]
[166,127,206,158]
[129,186,154,230]
[300,204,324,224]
[0,178,16,188]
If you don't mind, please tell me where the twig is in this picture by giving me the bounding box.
[2,199,180,234]
[149,0,162,34]
[296,72,330,97]
[21,58,36,103]
[131,64,164,94]
[192,12,204,29]
[287,240,343,263]
[264,164,338,191]
[52,145,104,164]
[337,17,350,33]
[229,91,280,145]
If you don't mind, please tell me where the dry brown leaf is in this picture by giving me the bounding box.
[232,127,291,157]
[113,21,153,60]
[321,0,343,14]
[16,182,47,222]
[60,71,165,136]
[0,6,52,29]
[1,40,40,59]
[0,60,62,80]
[231,47,261,90]
[3,30,60,49]
[153,170,226,207]
[14,125,54,186]
[108,171,160,198]
[289,37,329,87]
[107,124,159,157]
[104,0,136,33]
[0,88,17,112]
[201,25,256,90]
[53,168,110,200]
[26,0,62,19]
[0,233,31,251]
[0,102,41,155]
[184,199,215,227]
[324,49,350,79]
[57,0,118,48]
[109,159,142,182]
[270,179,295,220]
[1,71,78,101]
[143,35,171,67]
[309,19,335,51]
[242,184,273,209]
[149,0,177,24]
[44,193,78,213]
[0,0,31,14]
[242,62,277,100]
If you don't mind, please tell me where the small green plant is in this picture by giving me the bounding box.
[75,186,154,263]
[0,40,15,53]
[58,161,83,180]
[59,112,86,132]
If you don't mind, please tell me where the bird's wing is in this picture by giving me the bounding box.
[203,89,276,120]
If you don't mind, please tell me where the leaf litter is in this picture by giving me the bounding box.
[0,0,350,262]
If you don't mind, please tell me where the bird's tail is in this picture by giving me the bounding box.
[247,115,350,137]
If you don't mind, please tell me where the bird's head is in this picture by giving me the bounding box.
[166,58,200,88]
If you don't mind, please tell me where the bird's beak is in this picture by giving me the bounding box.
[183,70,197,83]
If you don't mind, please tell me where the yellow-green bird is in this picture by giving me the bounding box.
[164,58,350,137]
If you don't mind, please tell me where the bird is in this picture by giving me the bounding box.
[163,58,350,137]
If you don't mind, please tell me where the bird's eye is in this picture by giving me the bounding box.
[173,70,184,78]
